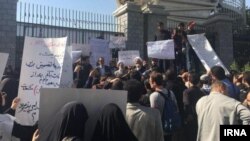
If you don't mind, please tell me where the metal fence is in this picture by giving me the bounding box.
[16,2,124,67]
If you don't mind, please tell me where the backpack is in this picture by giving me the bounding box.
[158,90,181,133]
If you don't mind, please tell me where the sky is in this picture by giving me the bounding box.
[19,0,117,14]
[19,0,250,14]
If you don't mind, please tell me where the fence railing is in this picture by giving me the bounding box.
[16,2,125,67]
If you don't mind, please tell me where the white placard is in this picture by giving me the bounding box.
[72,51,82,64]
[15,36,67,125]
[0,53,9,80]
[90,38,111,67]
[72,43,91,56]
[39,88,127,141]
[60,46,73,88]
[109,36,126,49]
[187,34,230,74]
[118,50,140,66]
[147,40,175,59]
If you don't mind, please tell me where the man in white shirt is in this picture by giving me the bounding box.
[125,79,164,141]
[196,81,250,141]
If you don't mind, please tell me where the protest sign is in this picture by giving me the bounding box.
[118,50,140,66]
[187,34,230,74]
[147,40,175,59]
[72,43,91,56]
[39,88,127,141]
[0,53,9,80]
[90,38,111,66]
[60,46,73,88]
[109,36,126,49]
[15,37,67,125]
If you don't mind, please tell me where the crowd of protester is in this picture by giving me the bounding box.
[0,21,250,141]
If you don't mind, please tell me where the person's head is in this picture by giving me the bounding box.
[111,79,124,90]
[149,71,163,89]
[80,56,89,65]
[124,79,144,103]
[98,57,105,66]
[134,57,142,68]
[117,61,125,70]
[157,22,164,31]
[129,70,141,82]
[242,71,250,87]
[210,66,227,81]
[165,69,176,81]
[178,22,185,31]
[200,74,211,85]
[210,81,228,95]
[91,103,137,141]
[40,101,88,141]
[189,73,200,86]
[151,58,158,66]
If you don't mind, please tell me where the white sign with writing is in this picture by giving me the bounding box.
[72,43,91,57]
[147,40,175,59]
[16,36,67,125]
[109,36,126,49]
[39,88,127,141]
[118,50,140,66]
[90,38,111,66]
[60,46,73,88]
[187,34,230,74]
[0,53,9,80]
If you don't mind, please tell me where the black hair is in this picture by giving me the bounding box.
[210,66,226,80]
[124,79,143,103]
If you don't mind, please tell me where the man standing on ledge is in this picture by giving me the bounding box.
[154,22,171,72]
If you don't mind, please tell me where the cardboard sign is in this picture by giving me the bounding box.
[187,34,230,74]
[15,37,67,125]
[60,46,73,88]
[118,50,140,66]
[147,40,175,59]
[89,38,111,66]
[72,43,91,57]
[109,36,126,49]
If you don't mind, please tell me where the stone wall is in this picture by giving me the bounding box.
[205,14,234,68]
[0,0,17,68]
[114,3,144,58]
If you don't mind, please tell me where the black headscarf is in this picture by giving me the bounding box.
[39,101,88,141]
[91,103,138,141]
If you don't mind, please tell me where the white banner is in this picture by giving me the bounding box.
[16,37,67,125]
[0,53,9,80]
[187,34,230,74]
[109,36,126,49]
[60,46,73,88]
[118,50,140,66]
[72,43,91,57]
[147,40,175,59]
[90,38,111,67]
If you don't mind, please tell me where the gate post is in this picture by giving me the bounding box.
[205,13,234,68]
[113,2,144,58]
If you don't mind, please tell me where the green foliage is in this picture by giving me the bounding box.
[243,62,250,71]
[230,61,250,72]
[230,60,240,71]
